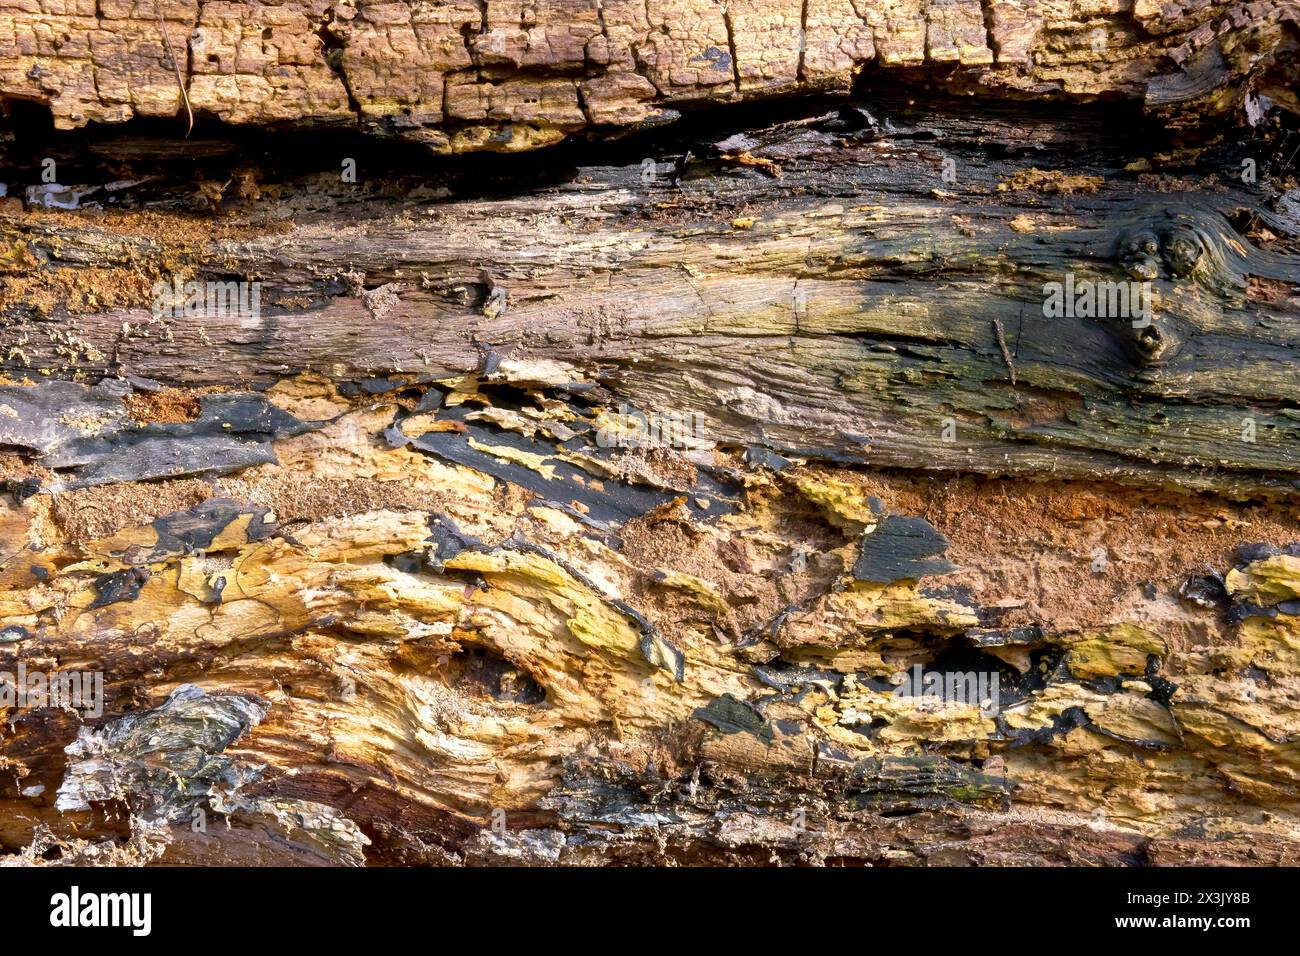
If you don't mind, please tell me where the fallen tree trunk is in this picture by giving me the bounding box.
[0,3,1298,867]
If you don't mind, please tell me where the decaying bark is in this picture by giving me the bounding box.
[1,1,1297,150]
[0,0,1298,867]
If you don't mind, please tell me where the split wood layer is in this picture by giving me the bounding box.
[0,1,1297,150]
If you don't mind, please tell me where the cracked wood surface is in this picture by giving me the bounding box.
[3,97,1299,494]
[0,1,1297,151]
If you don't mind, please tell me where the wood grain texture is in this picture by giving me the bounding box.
[4,98,1299,493]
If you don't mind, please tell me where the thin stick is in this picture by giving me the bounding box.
[155,0,194,136]
[993,317,1016,385]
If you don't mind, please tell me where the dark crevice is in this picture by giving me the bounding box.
[317,10,364,122]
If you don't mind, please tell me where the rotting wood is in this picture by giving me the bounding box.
[1,1,1297,150]
[0,3,1297,868]
[4,96,1299,494]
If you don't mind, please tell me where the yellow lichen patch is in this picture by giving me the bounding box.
[441,377,488,408]
[1085,692,1181,748]
[1231,615,1300,672]
[446,547,640,658]
[1001,681,1109,732]
[398,413,465,438]
[564,603,642,658]
[1227,554,1300,605]
[1176,673,1300,740]
[265,373,353,420]
[795,580,978,648]
[789,472,880,529]
[1065,623,1166,679]
[877,703,995,745]
[175,560,226,605]
[554,449,619,481]
[587,406,642,448]
[828,675,996,746]
[804,691,869,749]
[1002,737,1207,822]
[652,569,731,615]
[256,406,496,506]
[998,168,1104,194]
[466,438,557,480]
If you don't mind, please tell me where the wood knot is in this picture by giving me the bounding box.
[1129,315,1180,365]
[1117,222,1205,281]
